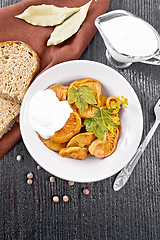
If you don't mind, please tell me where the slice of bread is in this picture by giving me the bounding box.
[0,41,40,103]
[0,97,21,139]
[0,41,40,140]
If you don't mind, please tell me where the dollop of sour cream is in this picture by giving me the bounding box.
[28,89,73,139]
[100,15,158,57]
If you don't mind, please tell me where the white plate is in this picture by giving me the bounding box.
[20,60,143,182]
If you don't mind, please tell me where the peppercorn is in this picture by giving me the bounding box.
[63,195,69,202]
[37,165,41,170]
[16,155,22,161]
[50,176,55,183]
[83,188,89,195]
[27,179,33,185]
[27,172,33,179]
[68,181,74,186]
[53,196,59,202]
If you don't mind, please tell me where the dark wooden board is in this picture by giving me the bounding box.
[0,0,160,239]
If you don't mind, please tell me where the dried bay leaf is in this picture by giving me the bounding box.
[47,0,92,46]
[15,4,80,26]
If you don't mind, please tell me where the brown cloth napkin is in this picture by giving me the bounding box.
[0,0,110,159]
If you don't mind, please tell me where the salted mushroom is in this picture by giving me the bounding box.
[67,132,96,148]
[59,146,88,160]
[39,135,67,152]
[89,128,119,158]
[49,84,69,101]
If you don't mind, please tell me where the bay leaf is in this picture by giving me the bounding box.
[47,0,92,46]
[15,4,80,26]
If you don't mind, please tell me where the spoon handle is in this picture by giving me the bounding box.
[113,120,159,191]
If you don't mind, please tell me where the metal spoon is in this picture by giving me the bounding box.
[113,99,160,191]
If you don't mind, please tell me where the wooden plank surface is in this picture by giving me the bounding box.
[0,0,160,239]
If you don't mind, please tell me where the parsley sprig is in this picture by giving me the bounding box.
[68,85,97,116]
[84,107,117,141]
[68,84,128,141]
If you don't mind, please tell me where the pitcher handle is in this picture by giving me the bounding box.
[141,50,160,65]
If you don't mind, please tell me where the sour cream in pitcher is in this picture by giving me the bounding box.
[28,89,73,139]
[100,15,158,59]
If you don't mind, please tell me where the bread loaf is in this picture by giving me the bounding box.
[0,97,21,139]
[0,41,40,103]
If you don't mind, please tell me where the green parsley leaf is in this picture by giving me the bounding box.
[84,107,117,141]
[101,108,117,128]
[67,88,77,104]
[78,85,97,105]
[68,85,97,116]
[84,117,105,141]
[75,94,88,116]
